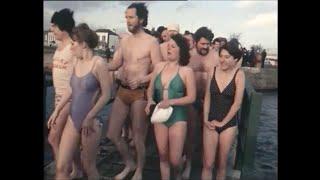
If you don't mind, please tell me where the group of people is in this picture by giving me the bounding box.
[242,47,268,68]
[46,3,245,180]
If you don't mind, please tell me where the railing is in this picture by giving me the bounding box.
[44,71,52,121]
[234,77,263,179]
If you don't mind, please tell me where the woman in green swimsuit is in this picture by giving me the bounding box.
[145,34,196,180]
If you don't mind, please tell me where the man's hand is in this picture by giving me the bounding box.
[128,78,141,90]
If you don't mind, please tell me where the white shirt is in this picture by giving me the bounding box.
[52,43,75,95]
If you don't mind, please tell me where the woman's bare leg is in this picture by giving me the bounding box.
[216,127,237,180]
[81,119,102,180]
[55,117,80,180]
[201,125,219,180]
[154,123,169,180]
[168,121,187,180]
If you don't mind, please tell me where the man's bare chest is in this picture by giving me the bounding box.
[123,43,151,63]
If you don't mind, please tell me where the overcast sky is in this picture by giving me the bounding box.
[44,1,277,50]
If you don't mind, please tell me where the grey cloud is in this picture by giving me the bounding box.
[117,1,134,7]
[44,1,110,12]
[117,1,157,8]
[43,1,116,30]
[176,2,196,12]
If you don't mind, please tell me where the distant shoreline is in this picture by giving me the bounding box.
[44,46,56,53]
[43,46,55,73]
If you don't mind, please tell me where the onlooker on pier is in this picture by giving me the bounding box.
[261,49,267,68]
[105,47,111,61]
[254,52,262,68]
[160,23,180,61]
[183,30,196,51]
[167,23,180,37]
[183,30,197,63]
[157,26,170,44]
[218,37,227,47]
[241,47,249,67]
[248,47,255,67]
[211,38,221,52]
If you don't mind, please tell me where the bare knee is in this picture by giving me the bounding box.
[106,130,120,143]
[217,158,228,171]
[48,131,60,147]
[56,161,72,176]
[203,159,214,171]
[170,156,181,168]
[82,158,96,173]
[159,151,169,163]
[133,134,145,147]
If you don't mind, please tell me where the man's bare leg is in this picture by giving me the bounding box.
[182,105,197,179]
[130,100,148,180]
[106,97,136,179]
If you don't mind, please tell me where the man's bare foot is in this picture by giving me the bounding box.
[182,160,191,180]
[129,139,135,148]
[131,169,142,180]
[87,174,100,180]
[114,161,136,180]
[182,155,187,164]
[70,168,83,179]
[176,173,182,180]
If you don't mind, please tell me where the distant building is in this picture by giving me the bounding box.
[43,28,119,50]
[265,48,278,67]
[95,29,118,50]
[266,48,278,56]
[44,30,56,47]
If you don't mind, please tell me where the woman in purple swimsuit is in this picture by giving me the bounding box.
[52,23,112,180]
[202,38,245,180]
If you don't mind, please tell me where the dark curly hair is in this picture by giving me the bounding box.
[194,27,214,43]
[157,26,167,34]
[127,3,148,27]
[219,38,244,61]
[218,37,227,45]
[51,8,75,36]
[212,38,220,44]
[72,23,99,49]
[171,34,190,66]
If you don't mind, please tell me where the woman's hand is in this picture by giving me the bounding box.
[81,114,95,137]
[158,99,171,109]
[47,110,59,129]
[204,120,215,130]
[212,120,224,128]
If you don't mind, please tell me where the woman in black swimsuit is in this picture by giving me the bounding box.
[202,38,245,180]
